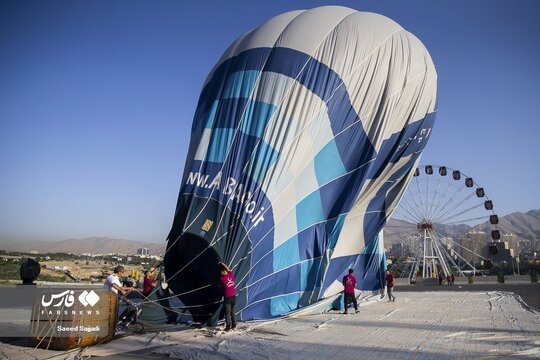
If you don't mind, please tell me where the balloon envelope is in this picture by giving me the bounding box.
[164,6,437,322]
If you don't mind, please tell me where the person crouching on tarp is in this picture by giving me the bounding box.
[219,263,237,331]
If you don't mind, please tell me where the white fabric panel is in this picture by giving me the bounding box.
[259,80,329,198]
[304,110,334,156]
[254,72,296,105]
[339,31,436,152]
[331,154,415,258]
[323,279,343,298]
[271,183,298,248]
[232,10,306,59]
[294,163,319,204]
[274,6,356,57]
[311,12,403,83]
[273,205,298,248]
[385,157,421,216]
[194,129,211,161]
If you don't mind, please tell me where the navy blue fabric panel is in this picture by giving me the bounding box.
[247,243,274,291]
[210,98,249,129]
[362,158,418,253]
[391,112,436,160]
[325,85,360,128]
[180,159,274,253]
[241,298,273,320]
[322,238,383,293]
[296,57,343,102]
[325,214,346,250]
[367,113,436,180]
[318,167,370,220]
[198,48,273,107]
[321,250,385,294]
[333,122,375,172]
[247,263,301,303]
[321,254,358,293]
[352,236,386,291]
[224,130,264,172]
[300,257,324,292]
[297,224,328,261]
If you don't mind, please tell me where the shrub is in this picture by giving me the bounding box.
[530,270,538,283]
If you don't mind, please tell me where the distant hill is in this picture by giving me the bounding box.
[384,219,472,245]
[2,210,538,255]
[384,209,540,245]
[473,209,540,242]
[1,237,166,255]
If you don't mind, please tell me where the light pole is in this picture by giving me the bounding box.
[516,240,520,276]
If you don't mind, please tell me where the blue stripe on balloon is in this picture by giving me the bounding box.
[326,214,346,250]
[297,225,327,261]
[270,293,301,316]
[199,47,375,173]
[244,140,280,184]
[296,190,325,231]
[206,128,236,163]
[223,70,260,99]
[314,140,347,185]
[272,235,300,273]
[204,100,220,128]
[300,257,323,292]
[239,100,277,137]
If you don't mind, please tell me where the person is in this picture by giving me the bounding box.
[219,262,236,331]
[142,269,157,298]
[450,273,455,285]
[103,265,132,296]
[154,268,178,324]
[446,274,451,285]
[438,272,443,286]
[342,268,358,314]
[385,270,395,302]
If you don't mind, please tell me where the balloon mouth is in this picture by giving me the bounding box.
[164,232,223,324]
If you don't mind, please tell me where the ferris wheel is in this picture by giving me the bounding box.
[386,165,500,281]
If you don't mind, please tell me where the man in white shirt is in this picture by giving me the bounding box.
[103,265,132,296]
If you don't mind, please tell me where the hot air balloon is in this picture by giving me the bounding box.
[164,5,437,322]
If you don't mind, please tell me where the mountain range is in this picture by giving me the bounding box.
[1,237,166,255]
[384,209,540,246]
[1,210,538,255]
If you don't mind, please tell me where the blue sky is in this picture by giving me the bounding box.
[1,0,538,243]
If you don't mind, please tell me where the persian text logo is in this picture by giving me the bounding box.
[78,290,100,307]
[41,290,76,308]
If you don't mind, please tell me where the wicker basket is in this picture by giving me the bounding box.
[31,289,118,350]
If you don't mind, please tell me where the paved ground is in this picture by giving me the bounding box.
[1,286,539,359]
[398,283,540,311]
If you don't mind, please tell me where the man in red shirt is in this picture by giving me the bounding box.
[385,270,395,302]
[342,268,358,314]
[219,262,237,331]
